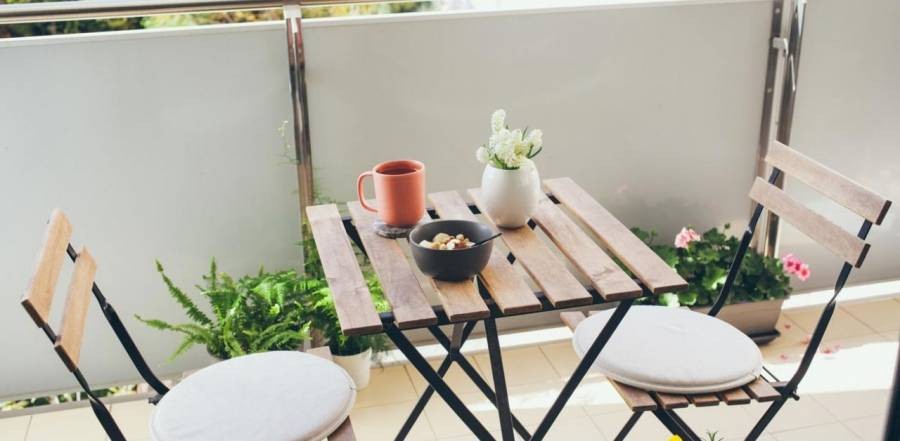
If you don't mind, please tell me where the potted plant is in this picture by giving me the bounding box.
[302,222,390,389]
[476,109,544,228]
[632,224,810,342]
[136,259,321,360]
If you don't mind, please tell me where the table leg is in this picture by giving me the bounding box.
[395,322,476,440]
[530,299,635,441]
[384,323,495,441]
[429,328,532,439]
[484,317,514,441]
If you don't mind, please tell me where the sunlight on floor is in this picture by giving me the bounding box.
[1,296,897,441]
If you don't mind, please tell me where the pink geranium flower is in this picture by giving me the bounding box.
[797,263,811,281]
[782,253,811,281]
[674,227,702,249]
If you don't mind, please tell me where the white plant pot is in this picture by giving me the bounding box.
[480,163,541,228]
[332,348,372,389]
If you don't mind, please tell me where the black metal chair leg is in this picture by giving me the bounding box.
[384,324,495,441]
[531,299,635,441]
[484,317,514,441]
[652,409,701,441]
[746,396,789,441]
[614,411,642,441]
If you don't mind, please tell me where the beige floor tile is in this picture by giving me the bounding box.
[505,380,586,425]
[569,377,629,416]
[765,314,810,348]
[350,400,435,441]
[0,415,30,441]
[355,365,419,408]
[27,407,107,441]
[784,307,873,341]
[527,415,606,441]
[423,391,502,438]
[109,400,154,439]
[842,414,888,441]
[771,421,861,441]
[842,299,900,333]
[589,410,671,440]
[473,347,559,388]
[405,357,486,396]
[741,397,837,433]
[538,342,580,379]
[811,389,890,421]
[791,334,896,396]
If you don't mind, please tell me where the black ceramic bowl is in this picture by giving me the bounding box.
[408,219,495,281]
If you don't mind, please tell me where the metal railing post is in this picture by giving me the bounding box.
[283,3,316,221]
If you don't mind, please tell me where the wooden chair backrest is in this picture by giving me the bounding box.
[750,142,892,268]
[21,210,97,371]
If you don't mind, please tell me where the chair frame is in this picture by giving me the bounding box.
[600,142,890,441]
[21,212,356,441]
[22,223,170,440]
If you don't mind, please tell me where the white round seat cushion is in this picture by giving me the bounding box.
[573,306,762,394]
[151,351,356,441]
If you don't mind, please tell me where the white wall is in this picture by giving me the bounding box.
[306,0,771,240]
[0,23,300,399]
[782,0,900,288]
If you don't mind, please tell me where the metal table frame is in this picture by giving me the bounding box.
[340,201,649,441]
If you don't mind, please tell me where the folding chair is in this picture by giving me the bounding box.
[21,210,357,441]
[563,141,892,441]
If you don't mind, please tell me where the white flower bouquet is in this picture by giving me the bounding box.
[476,109,543,170]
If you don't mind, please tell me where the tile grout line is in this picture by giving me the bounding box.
[838,305,885,336]
[398,358,440,440]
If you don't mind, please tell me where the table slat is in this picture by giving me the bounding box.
[544,178,688,294]
[430,278,491,322]
[428,191,541,314]
[347,202,438,329]
[306,204,383,336]
[530,195,642,301]
[469,189,593,309]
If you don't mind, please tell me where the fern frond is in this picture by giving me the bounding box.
[156,260,212,325]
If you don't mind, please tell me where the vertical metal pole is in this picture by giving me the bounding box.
[762,0,807,258]
[283,2,315,219]
[752,0,785,251]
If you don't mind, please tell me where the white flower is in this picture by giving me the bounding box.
[491,109,506,133]
[476,146,490,164]
[525,129,542,151]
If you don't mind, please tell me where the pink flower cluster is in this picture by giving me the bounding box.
[674,227,702,249]
[782,253,811,281]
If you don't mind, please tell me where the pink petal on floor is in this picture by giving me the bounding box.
[779,354,789,360]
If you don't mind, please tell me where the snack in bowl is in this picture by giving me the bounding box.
[408,219,494,281]
[418,233,475,250]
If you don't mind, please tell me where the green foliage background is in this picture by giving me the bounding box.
[0,0,436,38]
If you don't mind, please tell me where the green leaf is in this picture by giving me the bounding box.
[156,260,212,326]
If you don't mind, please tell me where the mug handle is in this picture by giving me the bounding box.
[357,171,377,212]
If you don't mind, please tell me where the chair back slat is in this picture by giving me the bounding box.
[766,141,891,224]
[54,247,97,371]
[22,210,73,327]
[749,178,869,267]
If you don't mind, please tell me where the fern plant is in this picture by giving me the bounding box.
[137,259,323,360]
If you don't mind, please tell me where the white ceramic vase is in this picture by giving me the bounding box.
[332,348,372,389]
[480,163,541,228]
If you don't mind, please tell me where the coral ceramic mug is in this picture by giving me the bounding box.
[357,160,426,227]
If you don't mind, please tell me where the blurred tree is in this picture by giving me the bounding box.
[0,0,437,38]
